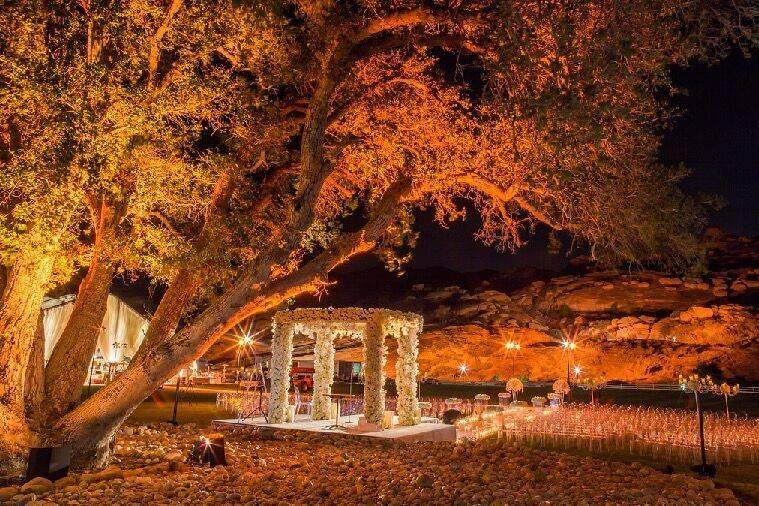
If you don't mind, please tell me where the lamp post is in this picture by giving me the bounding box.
[169,369,184,426]
[561,339,577,400]
[679,374,716,476]
[236,334,253,386]
[717,382,739,419]
[504,341,521,377]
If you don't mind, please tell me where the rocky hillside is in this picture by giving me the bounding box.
[211,229,759,383]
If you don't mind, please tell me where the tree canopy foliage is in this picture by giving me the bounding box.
[0,0,758,468]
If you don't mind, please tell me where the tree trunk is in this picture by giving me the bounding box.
[53,180,409,466]
[43,204,117,423]
[0,252,53,473]
[48,268,200,466]
[24,311,46,426]
[43,260,114,422]
[53,269,258,466]
[132,268,201,363]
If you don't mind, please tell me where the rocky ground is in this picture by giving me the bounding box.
[0,423,743,505]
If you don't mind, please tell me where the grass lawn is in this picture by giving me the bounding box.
[109,380,759,425]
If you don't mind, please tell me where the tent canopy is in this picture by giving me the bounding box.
[42,294,149,362]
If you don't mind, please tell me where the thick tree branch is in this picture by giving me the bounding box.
[148,0,185,90]
[513,195,564,230]
[54,179,412,449]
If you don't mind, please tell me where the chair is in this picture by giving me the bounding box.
[294,389,312,417]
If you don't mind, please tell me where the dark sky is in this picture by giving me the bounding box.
[407,50,759,273]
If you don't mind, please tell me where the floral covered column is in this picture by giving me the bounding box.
[363,318,386,426]
[268,321,294,423]
[311,329,336,420]
[395,325,420,426]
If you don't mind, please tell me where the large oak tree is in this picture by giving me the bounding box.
[1,0,757,471]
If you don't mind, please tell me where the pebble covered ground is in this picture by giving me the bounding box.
[0,423,741,505]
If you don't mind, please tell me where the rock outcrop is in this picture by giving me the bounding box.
[408,276,758,382]
[208,231,759,383]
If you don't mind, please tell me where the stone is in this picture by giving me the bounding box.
[658,277,682,286]
[21,476,53,495]
[97,467,124,481]
[54,476,76,489]
[417,474,434,488]
[0,486,18,501]
[689,306,714,319]
[165,451,184,462]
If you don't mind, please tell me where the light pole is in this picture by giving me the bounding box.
[169,369,184,426]
[236,334,253,387]
[680,374,716,477]
[86,355,96,399]
[504,341,521,377]
[561,339,577,400]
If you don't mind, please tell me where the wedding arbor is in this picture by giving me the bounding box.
[268,308,423,427]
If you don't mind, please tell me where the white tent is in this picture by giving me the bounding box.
[42,294,149,363]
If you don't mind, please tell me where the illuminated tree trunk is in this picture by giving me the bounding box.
[43,204,117,422]
[0,252,53,473]
[24,311,46,424]
[53,180,408,467]
[50,268,203,466]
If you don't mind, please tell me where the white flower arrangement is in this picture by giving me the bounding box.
[270,307,423,428]
[395,328,421,426]
[363,321,387,426]
[474,393,491,401]
[311,331,336,420]
[268,322,294,423]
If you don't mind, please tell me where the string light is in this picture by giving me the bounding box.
[458,363,468,375]
[504,341,521,350]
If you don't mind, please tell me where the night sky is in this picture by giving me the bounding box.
[408,49,759,273]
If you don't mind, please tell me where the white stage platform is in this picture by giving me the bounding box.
[213,414,456,443]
